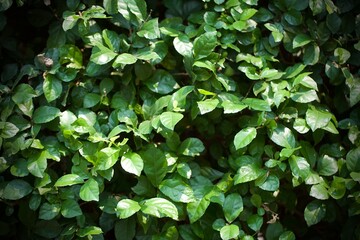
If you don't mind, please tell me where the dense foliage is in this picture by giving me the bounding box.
[1,0,360,239]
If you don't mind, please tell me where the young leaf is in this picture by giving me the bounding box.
[79,178,99,202]
[116,199,141,219]
[220,225,240,240]
[234,127,257,150]
[140,197,178,220]
[54,174,84,187]
[160,112,183,130]
[121,152,144,177]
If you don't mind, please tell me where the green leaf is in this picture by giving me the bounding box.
[259,174,279,191]
[113,53,137,67]
[242,98,271,111]
[169,86,194,111]
[141,197,178,220]
[305,106,332,132]
[96,147,120,170]
[78,226,103,237]
[334,47,351,64]
[279,231,296,240]
[193,31,217,59]
[234,127,257,150]
[293,118,310,134]
[197,99,219,115]
[317,155,338,176]
[33,106,60,124]
[61,199,82,218]
[160,112,183,130]
[54,174,84,187]
[10,159,29,177]
[116,199,141,219]
[269,124,296,149]
[39,203,61,220]
[146,69,179,94]
[0,122,19,139]
[220,225,240,240]
[141,145,167,187]
[104,0,118,14]
[284,10,302,26]
[79,178,99,202]
[290,89,319,103]
[124,0,147,22]
[223,193,243,223]
[159,179,195,203]
[90,45,117,65]
[121,152,144,177]
[309,0,324,15]
[310,184,329,200]
[137,18,160,39]
[303,43,320,65]
[102,29,120,52]
[234,165,266,184]
[289,156,311,181]
[115,218,136,240]
[2,179,32,200]
[304,200,326,226]
[293,34,312,48]
[178,138,205,157]
[174,35,193,58]
[346,147,360,172]
[247,214,263,231]
[27,152,47,178]
[83,93,101,108]
[43,74,62,103]
[187,197,211,223]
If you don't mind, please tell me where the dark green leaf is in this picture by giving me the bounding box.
[43,74,62,103]
[141,145,167,187]
[346,147,360,172]
[247,214,263,231]
[223,193,243,223]
[304,200,326,226]
[39,203,60,220]
[269,124,296,149]
[61,199,82,218]
[293,34,312,48]
[178,138,205,157]
[146,69,179,94]
[114,218,136,240]
[2,179,32,200]
[317,155,338,176]
[193,31,217,59]
[33,106,60,124]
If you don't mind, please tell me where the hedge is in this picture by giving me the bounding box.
[0,0,360,239]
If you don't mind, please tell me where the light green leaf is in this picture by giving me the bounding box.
[77,226,103,237]
[141,197,178,220]
[187,197,210,223]
[304,200,326,226]
[96,147,120,171]
[234,165,266,184]
[0,122,19,139]
[223,193,243,223]
[113,53,137,67]
[178,138,205,157]
[160,112,183,130]
[259,174,280,191]
[90,45,117,65]
[289,156,311,181]
[79,178,99,202]
[33,106,60,124]
[159,179,195,203]
[290,89,319,103]
[27,152,47,178]
[2,179,32,200]
[220,225,240,240]
[269,124,296,149]
[137,18,160,39]
[234,127,257,150]
[305,106,332,132]
[310,184,329,200]
[121,152,144,177]
[174,35,193,58]
[303,43,320,65]
[242,98,271,111]
[43,74,62,103]
[116,199,141,219]
[334,47,351,64]
[54,174,84,187]
[293,34,312,48]
[197,99,219,115]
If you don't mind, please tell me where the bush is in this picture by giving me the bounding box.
[1,0,360,239]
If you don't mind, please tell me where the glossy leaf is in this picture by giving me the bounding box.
[141,145,167,187]
[121,152,143,177]
[141,197,178,220]
[178,138,205,157]
[223,193,243,223]
[55,174,84,187]
[269,124,296,149]
[234,127,257,150]
[33,106,60,124]
[116,199,141,219]
[304,200,326,226]
[2,179,32,200]
[159,179,195,203]
[220,225,240,240]
[160,112,183,130]
[79,178,99,202]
